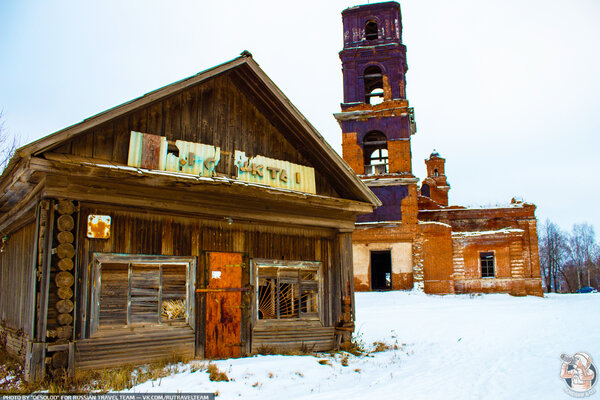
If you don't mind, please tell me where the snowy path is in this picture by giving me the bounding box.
[127,292,600,399]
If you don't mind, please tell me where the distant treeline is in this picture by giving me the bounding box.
[539,220,599,293]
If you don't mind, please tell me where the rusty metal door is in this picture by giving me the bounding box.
[201,252,245,359]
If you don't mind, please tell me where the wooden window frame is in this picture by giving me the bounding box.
[89,253,196,336]
[480,251,495,278]
[253,259,323,325]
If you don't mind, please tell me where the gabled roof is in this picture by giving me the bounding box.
[3,52,380,207]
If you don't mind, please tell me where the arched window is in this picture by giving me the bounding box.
[434,169,438,177]
[363,131,388,175]
[364,66,384,105]
[421,184,430,198]
[365,20,378,40]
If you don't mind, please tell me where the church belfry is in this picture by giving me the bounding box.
[339,1,407,105]
[335,1,418,225]
[335,1,416,178]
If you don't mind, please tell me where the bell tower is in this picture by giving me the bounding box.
[420,150,450,206]
[335,1,418,224]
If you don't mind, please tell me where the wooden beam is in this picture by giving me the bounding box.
[0,158,28,199]
[37,200,54,343]
[31,156,374,215]
[43,180,356,230]
[0,179,44,233]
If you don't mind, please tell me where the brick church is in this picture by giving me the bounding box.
[335,2,543,296]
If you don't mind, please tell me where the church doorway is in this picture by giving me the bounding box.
[371,250,392,290]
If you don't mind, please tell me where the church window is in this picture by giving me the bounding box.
[434,169,439,177]
[363,131,388,175]
[365,20,378,40]
[364,66,384,104]
[480,252,495,278]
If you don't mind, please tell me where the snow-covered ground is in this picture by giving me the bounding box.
[127,292,600,399]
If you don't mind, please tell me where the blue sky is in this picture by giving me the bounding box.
[1,0,599,235]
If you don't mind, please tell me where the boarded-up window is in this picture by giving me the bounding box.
[256,261,321,321]
[92,255,195,333]
[129,265,160,324]
[99,263,128,325]
[161,264,188,322]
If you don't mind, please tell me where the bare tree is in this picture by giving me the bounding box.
[539,219,568,292]
[0,112,18,172]
[567,223,598,290]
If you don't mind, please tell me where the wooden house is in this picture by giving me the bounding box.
[0,52,380,380]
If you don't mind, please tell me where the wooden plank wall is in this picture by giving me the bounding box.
[75,325,194,370]
[0,219,37,360]
[51,72,338,198]
[251,321,335,353]
[74,204,337,364]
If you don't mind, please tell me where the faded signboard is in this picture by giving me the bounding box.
[127,131,316,194]
[234,151,316,194]
[127,131,221,178]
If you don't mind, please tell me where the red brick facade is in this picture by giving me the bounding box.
[337,2,543,296]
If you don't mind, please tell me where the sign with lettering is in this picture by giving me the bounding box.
[234,151,315,194]
[127,131,316,194]
[127,131,220,177]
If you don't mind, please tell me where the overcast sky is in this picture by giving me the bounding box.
[1,0,599,235]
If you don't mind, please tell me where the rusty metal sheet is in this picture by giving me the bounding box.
[205,252,243,359]
[87,215,111,239]
[128,131,221,178]
[172,140,220,177]
[127,131,144,167]
[196,287,250,293]
[234,150,316,194]
[140,133,163,170]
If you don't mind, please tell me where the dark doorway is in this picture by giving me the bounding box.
[371,250,392,290]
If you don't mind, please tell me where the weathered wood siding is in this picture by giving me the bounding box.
[0,219,37,360]
[51,72,339,198]
[75,324,194,370]
[251,321,335,353]
[75,203,339,365]
[0,220,36,333]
